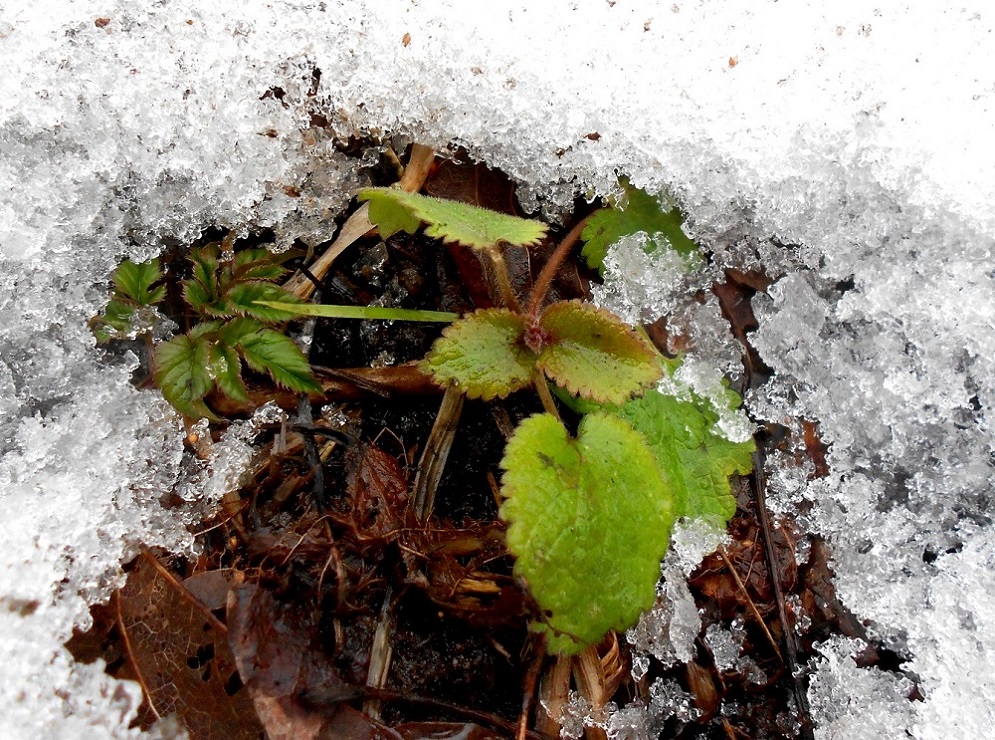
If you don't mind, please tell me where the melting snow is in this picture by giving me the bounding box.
[1,1,993,737]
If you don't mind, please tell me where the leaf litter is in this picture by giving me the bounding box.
[67,147,885,739]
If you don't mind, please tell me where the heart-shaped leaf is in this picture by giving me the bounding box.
[420,309,533,400]
[500,412,675,655]
[536,301,660,404]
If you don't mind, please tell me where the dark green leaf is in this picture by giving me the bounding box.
[112,259,164,306]
[226,282,306,321]
[232,247,292,281]
[209,343,250,403]
[234,326,322,394]
[500,412,674,655]
[153,334,216,420]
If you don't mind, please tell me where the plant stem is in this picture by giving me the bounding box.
[534,374,562,423]
[485,245,524,313]
[253,300,458,322]
[526,215,591,319]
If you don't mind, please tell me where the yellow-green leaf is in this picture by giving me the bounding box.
[610,365,754,525]
[500,412,675,655]
[421,309,534,400]
[536,301,661,404]
[581,182,699,273]
[358,187,548,249]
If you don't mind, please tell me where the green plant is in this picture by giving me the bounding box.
[89,257,167,342]
[265,185,753,654]
[93,238,322,420]
[95,183,754,657]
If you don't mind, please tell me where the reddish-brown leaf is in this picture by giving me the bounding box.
[227,584,358,739]
[116,552,261,738]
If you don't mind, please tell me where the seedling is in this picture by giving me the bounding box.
[264,185,753,654]
[93,182,754,658]
[93,236,322,420]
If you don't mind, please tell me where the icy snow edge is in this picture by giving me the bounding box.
[1,1,992,737]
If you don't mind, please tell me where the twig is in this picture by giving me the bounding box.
[751,449,816,740]
[517,642,546,740]
[717,546,782,661]
[362,584,398,720]
[115,590,161,721]
[286,143,436,300]
[410,385,465,521]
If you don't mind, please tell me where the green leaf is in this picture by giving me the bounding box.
[358,187,548,249]
[421,309,534,400]
[500,412,675,655]
[153,334,216,420]
[226,282,307,321]
[606,361,754,525]
[112,259,165,306]
[233,325,322,394]
[536,301,661,404]
[209,343,250,403]
[252,300,459,323]
[182,278,213,314]
[580,182,699,272]
[232,247,293,281]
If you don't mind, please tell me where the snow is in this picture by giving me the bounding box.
[1,0,993,737]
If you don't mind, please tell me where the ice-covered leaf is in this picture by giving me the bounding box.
[421,308,534,400]
[90,299,137,343]
[111,258,166,306]
[536,301,660,404]
[232,325,322,394]
[226,282,306,321]
[610,363,754,525]
[581,182,699,272]
[153,333,216,420]
[209,343,250,403]
[500,412,674,655]
[358,187,548,249]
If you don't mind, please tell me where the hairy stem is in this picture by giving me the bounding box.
[526,215,591,319]
[485,245,524,313]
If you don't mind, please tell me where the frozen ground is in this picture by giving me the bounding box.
[1,1,992,737]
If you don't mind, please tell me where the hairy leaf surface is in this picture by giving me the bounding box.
[536,301,660,404]
[421,309,533,400]
[153,334,216,419]
[359,187,548,249]
[112,258,165,306]
[581,182,699,272]
[612,383,753,525]
[233,325,322,394]
[500,412,675,655]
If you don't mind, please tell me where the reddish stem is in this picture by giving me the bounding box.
[525,215,591,319]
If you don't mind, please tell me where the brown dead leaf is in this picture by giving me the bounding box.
[227,583,359,740]
[116,552,261,738]
[338,441,410,542]
[182,568,244,611]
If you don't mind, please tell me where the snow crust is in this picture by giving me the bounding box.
[1,1,992,736]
